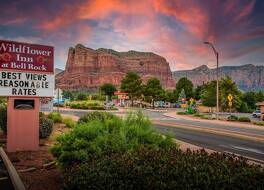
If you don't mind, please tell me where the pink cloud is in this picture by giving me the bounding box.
[153,0,209,39]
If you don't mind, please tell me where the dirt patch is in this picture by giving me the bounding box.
[4,123,71,190]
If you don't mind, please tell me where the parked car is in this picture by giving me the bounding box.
[252,109,261,118]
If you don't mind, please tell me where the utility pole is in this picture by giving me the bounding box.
[204,41,219,119]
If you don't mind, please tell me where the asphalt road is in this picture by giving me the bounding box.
[58,108,264,163]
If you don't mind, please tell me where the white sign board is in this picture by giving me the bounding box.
[40,98,53,112]
[0,70,54,97]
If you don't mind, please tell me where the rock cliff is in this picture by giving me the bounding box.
[56,44,175,90]
[173,64,264,91]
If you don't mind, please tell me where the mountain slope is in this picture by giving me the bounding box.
[172,64,264,91]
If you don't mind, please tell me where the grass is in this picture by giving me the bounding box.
[48,112,63,123]
[63,117,76,128]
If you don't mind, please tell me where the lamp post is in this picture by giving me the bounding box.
[204,41,219,119]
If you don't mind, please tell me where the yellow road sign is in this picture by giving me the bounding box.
[227,94,233,102]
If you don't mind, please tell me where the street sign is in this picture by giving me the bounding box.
[227,94,233,102]
[0,70,54,97]
[0,39,54,73]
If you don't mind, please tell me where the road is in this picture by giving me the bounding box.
[58,108,264,163]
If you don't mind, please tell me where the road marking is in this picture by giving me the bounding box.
[220,144,264,155]
[153,121,264,143]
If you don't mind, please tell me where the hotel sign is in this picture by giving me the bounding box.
[0,39,54,73]
[0,71,54,97]
[0,39,54,97]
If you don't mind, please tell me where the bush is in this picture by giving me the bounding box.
[200,114,214,120]
[177,111,188,115]
[237,102,250,113]
[238,117,251,122]
[39,116,53,138]
[63,147,264,190]
[63,117,76,128]
[48,112,63,123]
[50,112,174,168]
[76,93,87,101]
[0,104,7,134]
[66,100,105,110]
[227,115,238,121]
[78,111,116,124]
[254,121,264,126]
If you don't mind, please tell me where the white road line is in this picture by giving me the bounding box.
[220,144,264,155]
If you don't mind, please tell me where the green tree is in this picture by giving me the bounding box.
[76,93,87,101]
[100,83,117,98]
[256,91,264,102]
[194,84,206,100]
[62,90,74,100]
[143,78,165,108]
[178,89,186,103]
[165,90,177,103]
[175,77,194,100]
[201,81,217,108]
[121,72,142,106]
[220,76,241,111]
[241,91,257,111]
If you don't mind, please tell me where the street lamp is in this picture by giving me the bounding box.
[204,41,219,119]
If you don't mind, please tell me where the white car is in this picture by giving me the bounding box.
[252,109,261,118]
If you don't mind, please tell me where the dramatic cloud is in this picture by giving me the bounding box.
[0,0,263,70]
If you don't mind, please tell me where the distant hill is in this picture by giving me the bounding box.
[172,64,264,91]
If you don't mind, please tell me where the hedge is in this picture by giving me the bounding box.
[63,147,264,190]
[238,117,251,122]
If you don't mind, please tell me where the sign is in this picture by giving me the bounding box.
[40,98,53,112]
[227,94,233,102]
[0,39,54,73]
[0,70,54,97]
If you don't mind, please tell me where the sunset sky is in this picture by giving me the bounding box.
[1,0,263,71]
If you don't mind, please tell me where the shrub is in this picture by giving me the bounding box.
[76,93,87,101]
[227,115,238,121]
[200,115,211,120]
[39,116,53,138]
[48,112,63,123]
[63,147,264,190]
[66,100,105,110]
[50,112,174,168]
[0,104,7,134]
[238,117,251,122]
[254,121,264,126]
[78,111,116,124]
[193,112,202,117]
[237,102,250,113]
[63,117,76,128]
[177,111,188,115]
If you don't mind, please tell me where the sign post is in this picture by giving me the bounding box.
[227,94,233,113]
[0,39,54,152]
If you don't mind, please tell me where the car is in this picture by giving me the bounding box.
[252,109,261,118]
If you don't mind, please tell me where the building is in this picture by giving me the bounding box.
[256,101,264,121]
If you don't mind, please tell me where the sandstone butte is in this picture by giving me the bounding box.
[56,44,175,91]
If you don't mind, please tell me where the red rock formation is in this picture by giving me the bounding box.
[56,44,175,90]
